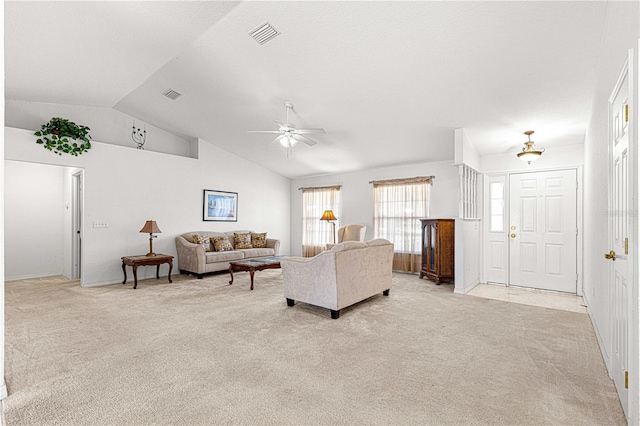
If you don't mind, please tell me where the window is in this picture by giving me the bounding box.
[301,186,341,257]
[373,177,432,272]
[489,182,504,232]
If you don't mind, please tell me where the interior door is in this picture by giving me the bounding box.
[72,171,82,280]
[509,169,577,293]
[607,55,631,416]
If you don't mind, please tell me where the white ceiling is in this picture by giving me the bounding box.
[5,1,609,179]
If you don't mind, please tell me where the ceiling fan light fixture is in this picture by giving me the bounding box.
[517,130,545,164]
[279,133,298,148]
[247,102,325,156]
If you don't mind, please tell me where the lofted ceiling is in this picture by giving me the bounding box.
[5,1,608,179]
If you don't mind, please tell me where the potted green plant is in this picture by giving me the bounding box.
[34,117,92,156]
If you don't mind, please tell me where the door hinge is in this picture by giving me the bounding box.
[625,238,629,255]
[625,104,629,123]
[626,371,629,389]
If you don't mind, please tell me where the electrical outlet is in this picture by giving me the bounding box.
[93,221,109,228]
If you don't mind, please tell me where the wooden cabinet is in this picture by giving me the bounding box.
[420,219,455,284]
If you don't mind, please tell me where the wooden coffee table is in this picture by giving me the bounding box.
[228,256,282,290]
[121,254,173,289]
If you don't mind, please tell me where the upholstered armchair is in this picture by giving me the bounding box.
[327,224,367,249]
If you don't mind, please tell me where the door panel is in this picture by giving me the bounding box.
[608,57,630,416]
[509,169,577,293]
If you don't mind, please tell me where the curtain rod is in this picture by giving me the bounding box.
[298,185,342,191]
[369,176,435,185]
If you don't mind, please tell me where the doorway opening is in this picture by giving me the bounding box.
[4,160,84,284]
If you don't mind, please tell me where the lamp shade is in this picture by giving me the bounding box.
[320,210,337,221]
[139,220,161,234]
[517,146,543,163]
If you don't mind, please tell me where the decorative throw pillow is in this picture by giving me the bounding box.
[213,236,233,252]
[251,232,267,248]
[192,234,212,251]
[234,232,253,249]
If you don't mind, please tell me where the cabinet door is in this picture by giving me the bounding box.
[422,222,428,269]
[428,222,437,272]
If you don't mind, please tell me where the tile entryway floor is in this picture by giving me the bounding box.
[468,283,588,314]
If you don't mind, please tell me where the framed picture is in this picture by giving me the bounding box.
[203,190,238,222]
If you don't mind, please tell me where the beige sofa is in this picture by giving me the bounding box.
[281,239,393,319]
[175,231,280,279]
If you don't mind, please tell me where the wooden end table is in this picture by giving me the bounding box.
[228,256,282,290]
[121,254,173,289]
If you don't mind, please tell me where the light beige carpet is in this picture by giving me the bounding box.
[2,271,625,425]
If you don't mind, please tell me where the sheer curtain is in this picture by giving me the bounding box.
[373,177,432,272]
[302,186,341,257]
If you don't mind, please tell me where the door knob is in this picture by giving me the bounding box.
[604,250,616,260]
[510,233,516,238]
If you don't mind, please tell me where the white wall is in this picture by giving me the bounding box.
[0,0,7,399]
[289,160,459,256]
[5,126,291,287]
[454,128,481,172]
[582,2,639,421]
[4,161,67,280]
[5,100,194,158]
[454,219,481,294]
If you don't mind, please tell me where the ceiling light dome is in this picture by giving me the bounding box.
[279,131,299,148]
[517,130,545,164]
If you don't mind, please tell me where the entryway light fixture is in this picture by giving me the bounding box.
[517,130,545,164]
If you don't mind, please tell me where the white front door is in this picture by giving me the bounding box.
[509,169,577,293]
[607,54,631,417]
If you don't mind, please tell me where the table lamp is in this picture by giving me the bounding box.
[320,210,337,244]
[140,220,161,256]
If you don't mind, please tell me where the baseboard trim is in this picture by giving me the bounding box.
[454,279,480,295]
[583,292,610,371]
[5,272,64,282]
[0,379,8,399]
[83,272,172,288]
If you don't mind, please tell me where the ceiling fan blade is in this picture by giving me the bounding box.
[275,120,295,131]
[270,135,285,145]
[247,130,283,134]
[296,134,318,146]
[295,128,326,135]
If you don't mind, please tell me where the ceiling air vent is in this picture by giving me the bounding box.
[162,89,182,100]
[249,21,280,45]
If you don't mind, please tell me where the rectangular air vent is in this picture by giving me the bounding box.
[162,89,182,100]
[249,21,280,45]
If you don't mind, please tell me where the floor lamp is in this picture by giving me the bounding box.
[320,210,337,244]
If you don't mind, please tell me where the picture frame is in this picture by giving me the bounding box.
[203,190,238,222]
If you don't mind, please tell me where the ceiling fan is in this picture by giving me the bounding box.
[248,102,325,151]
